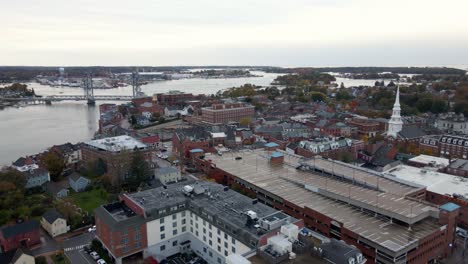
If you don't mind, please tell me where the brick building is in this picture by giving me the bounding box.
[94,180,301,264]
[201,103,255,125]
[154,91,195,106]
[195,150,460,264]
[346,118,382,138]
[81,136,154,186]
[0,220,41,252]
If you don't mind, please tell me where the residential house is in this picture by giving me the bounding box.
[22,168,50,189]
[0,220,41,252]
[155,167,182,184]
[46,181,69,199]
[49,143,82,167]
[11,157,37,172]
[0,248,35,264]
[41,210,69,237]
[320,239,366,264]
[68,172,90,192]
[435,112,468,134]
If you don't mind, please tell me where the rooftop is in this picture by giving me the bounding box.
[85,135,147,152]
[124,180,293,239]
[440,203,461,212]
[205,150,442,254]
[384,165,468,200]
[408,154,449,167]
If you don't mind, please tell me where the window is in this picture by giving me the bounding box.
[217,229,221,235]
[232,237,235,244]
[217,238,221,243]
[160,218,164,224]
[209,251,213,257]
[232,246,235,253]
[190,219,193,225]
[196,223,199,228]
[122,237,129,244]
[173,222,177,228]
[173,230,177,235]
[173,240,178,246]
[203,236,206,242]
[224,242,228,248]
[203,228,206,234]
[217,257,222,263]
[160,245,166,251]
[182,219,186,225]
[225,250,228,256]
[160,226,165,232]
[182,226,186,232]
[217,246,221,252]
[160,234,165,240]
[190,227,193,233]
[172,214,177,220]
[203,247,207,253]
[182,211,186,217]
[209,232,212,238]
[196,231,199,236]
[209,240,212,246]
[224,234,228,240]
[134,233,141,240]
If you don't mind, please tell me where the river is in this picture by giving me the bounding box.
[2,66,466,166]
[0,71,280,165]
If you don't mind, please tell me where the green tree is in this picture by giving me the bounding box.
[43,152,65,181]
[310,92,327,102]
[454,101,468,116]
[430,99,448,113]
[127,149,151,188]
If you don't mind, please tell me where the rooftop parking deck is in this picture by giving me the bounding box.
[205,150,443,255]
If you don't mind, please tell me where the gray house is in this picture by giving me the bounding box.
[23,168,50,189]
[155,167,182,184]
[46,181,69,199]
[68,172,90,192]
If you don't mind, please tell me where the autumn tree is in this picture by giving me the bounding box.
[43,152,65,181]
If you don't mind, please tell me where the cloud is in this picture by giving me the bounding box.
[1,0,467,66]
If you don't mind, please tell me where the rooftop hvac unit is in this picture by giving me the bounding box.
[246,210,258,220]
[183,185,194,193]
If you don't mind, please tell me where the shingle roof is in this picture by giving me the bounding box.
[398,126,427,139]
[69,172,88,182]
[42,209,64,224]
[0,220,40,239]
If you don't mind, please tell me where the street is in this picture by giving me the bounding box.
[32,229,95,263]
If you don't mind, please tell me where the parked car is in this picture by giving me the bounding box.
[97,259,107,264]
[84,246,92,254]
[90,252,100,260]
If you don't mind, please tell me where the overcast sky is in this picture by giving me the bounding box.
[1,0,468,67]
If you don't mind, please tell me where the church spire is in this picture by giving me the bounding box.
[387,86,403,138]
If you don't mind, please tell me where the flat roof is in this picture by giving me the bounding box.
[440,203,460,212]
[126,180,293,239]
[206,150,442,254]
[85,136,147,152]
[408,155,449,167]
[384,165,468,200]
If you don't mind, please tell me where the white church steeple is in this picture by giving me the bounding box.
[387,86,403,138]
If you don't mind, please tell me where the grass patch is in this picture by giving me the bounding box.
[69,187,108,213]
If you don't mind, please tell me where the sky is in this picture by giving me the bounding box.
[1,0,468,67]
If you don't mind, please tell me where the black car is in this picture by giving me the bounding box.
[83,246,92,254]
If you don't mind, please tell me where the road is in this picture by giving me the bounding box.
[32,229,95,263]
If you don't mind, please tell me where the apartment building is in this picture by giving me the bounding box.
[201,103,255,125]
[82,136,153,186]
[94,181,301,264]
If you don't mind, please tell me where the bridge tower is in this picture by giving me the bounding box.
[132,71,142,98]
[83,73,95,105]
